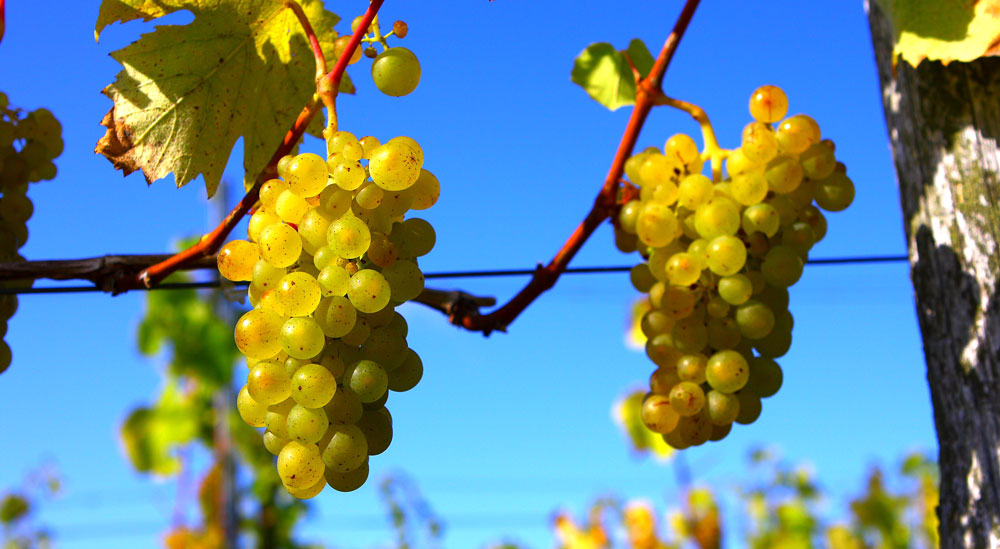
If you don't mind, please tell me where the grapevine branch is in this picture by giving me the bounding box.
[121,0,386,294]
[452,0,701,335]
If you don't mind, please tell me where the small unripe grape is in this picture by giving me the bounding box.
[371,47,421,97]
[333,35,362,65]
[749,85,788,123]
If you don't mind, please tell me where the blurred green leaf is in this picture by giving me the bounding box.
[625,39,654,79]
[119,381,199,475]
[571,43,637,111]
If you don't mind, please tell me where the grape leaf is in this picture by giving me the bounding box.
[571,42,637,111]
[875,0,1000,66]
[120,382,200,475]
[626,38,655,80]
[94,0,354,196]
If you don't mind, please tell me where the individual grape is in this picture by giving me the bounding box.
[345,360,388,403]
[706,235,747,276]
[277,441,324,490]
[676,353,707,384]
[409,169,440,210]
[753,317,792,358]
[217,240,259,282]
[640,310,675,339]
[381,260,424,302]
[765,194,800,228]
[799,205,828,242]
[649,367,681,396]
[248,210,280,242]
[735,300,775,340]
[636,202,677,248]
[260,179,289,212]
[660,286,698,319]
[247,360,291,405]
[286,404,330,444]
[280,317,326,359]
[744,357,783,398]
[731,170,768,205]
[297,208,334,251]
[258,223,302,268]
[639,153,680,188]
[674,411,713,447]
[395,218,436,257]
[694,196,740,239]
[291,364,337,408]
[665,253,701,286]
[687,239,709,266]
[706,295,731,318]
[348,269,391,314]
[265,398,296,440]
[287,476,326,500]
[356,182,384,210]
[286,153,328,197]
[275,272,322,317]
[709,423,732,442]
[356,407,393,455]
[371,47,421,97]
[332,160,366,191]
[325,384,364,425]
[705,350,750,393]
[359,326,407,367]
[321,424,368,472]
[235,309,284,360]
[765,155,803,194]
[388,350,423,392]
[664,134,700,166]
[678,174,714,210]
[782,221,816,256]
[275,189,310,224]
[726,148,761,177]
[340,316,371,346]
[761,245,804,287]
[671,316,708,353]
[325,459,369,492]
[669,381,705,416]
[327,216,371,259]
[741,203,780,237]
[369,139,422,191]
[749,85,788,123]
[318,265,351,297]
[776,114,820,154]
[320,186,352,218]
[814,172,855,212]
[646,333,681,368]
[237,385,268,427]
[741,122,778,164]
[735,391,762,424]
[263,430,289,456]
[342,142,364,163]
[641,394,680,434]
[799,142,836,179]
[629,263,655,292]
[706,390,740,425]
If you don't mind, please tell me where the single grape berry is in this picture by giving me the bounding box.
[392,21,409,38]
[371,47,421,97]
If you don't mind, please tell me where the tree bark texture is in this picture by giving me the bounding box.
[868,2,1000,547]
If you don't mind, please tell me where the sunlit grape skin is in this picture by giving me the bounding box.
[371,47,421,97]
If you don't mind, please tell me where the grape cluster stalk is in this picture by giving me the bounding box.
[221,129,440,498]
[0,92,62,375]
[616,86,855,448]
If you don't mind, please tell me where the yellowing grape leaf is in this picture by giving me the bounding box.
[612,390,674,460]
[94,0,354,196]
[875,0,1000,66]
[120,382,199,475]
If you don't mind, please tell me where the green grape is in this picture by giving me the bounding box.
[782,221,816,256]
[629,263,655,292]
[275,189,310,224]
[341,316,371,346]
[286,153,329,197]
[297,207,334,251]
[676,353,707,384]
[799,142,836,179]
[741,203,780,237]
[765,195,799,228]
[235,309,284,360]
[705,350,750,393]
[709,423,732,441]
[706,235,747,276]
[669,381,706,416]
[665,253,701,286]
[286,404,330,444]
[652,181,679,206]
[744,357,783,397]
[660,286,698,319]
[345,360,388,403]
[332,160,366,191]
[640,309,675,339]
[799,205,828,242]
[237,385,268,427]
[757,285,790,313]
[287,476,326,500]
[687,239,709,266]
[776,114,820,154]
[618,200,642,235]
[356,206,393,235]
[761,245,804,287]
[649,367,681,396]
[388,349,423,392]
[678,174,714,210]
[409,169,440,210]
[266,398,296,440]
[726,148,761,178]
[321,424,368,472]
[731,170,768,205]
[636,202,677,248]
[765,155,803,194]
[741,122,778,164]
[639,153,680,187]
[277,441,325,490]
[380,260,424,302]
[706,390,741,425]
[371,47,421,97]
[694,196,740,239]
[735,391,762,424]
[325,384,364,424]
[275,272,322,317]
[396,218,436,258]
[327,216,371,259]
[814,172,855,212]
[320,185,352,218]
[735,300,775,340]
[248,361,292,405]
[263,430,289,456]
[258,223,302,268]
[360,326,407,367]
[749,85,788,123]
[706,294,730,318]
[342,142,364,163]
[291,364,337,408]
[753,320,792,358]
[312,246,336,271]
[367,233,399,268]
[646,333,681,368]
[671,316,708,353]
[641,393,680,434]
[280,317,326,359]
[663,427,690,450]
[356,182,385,210]
[369,139,422,191]
[248,210,280,242]
[664,133,700,166]
[357,407,393,455]
[217,240,259,282]
[325,458,369,492]
[318,265,351,297]
[348,269,391,313]
[380,189,415,220]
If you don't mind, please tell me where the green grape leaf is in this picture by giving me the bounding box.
[612,390,674,460]
[120,382,200,475]
[571,42,637,111]
[875,0,1000,66]
[626,38,655,80]
[94,0,354,196]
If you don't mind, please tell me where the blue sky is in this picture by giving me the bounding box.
[0,1,934,547]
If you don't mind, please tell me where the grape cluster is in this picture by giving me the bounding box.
[221,131,439,497]
[0,93,62,375]
[616,86,854,449]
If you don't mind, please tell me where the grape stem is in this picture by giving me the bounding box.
[0,0,5,45]
[450,0,701,335]
[284,0,328,81]
[653,94,727,181]
[121,0,386,293]
[319,0,385,138]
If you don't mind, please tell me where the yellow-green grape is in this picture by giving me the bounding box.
[735,300,775,340]
[630,263,656,292]
[694,196,740,239]
[277,441,324,490]
[286,404,329,444]
[346,360,388,403]
[357,207,393,235]
[286,153,329,197]
[357,407,393,455]
[275,272,322,317]
[321,424,368,472]
[799,205,828,241]
[618,200,641,235]
[327,216,371,259]
[342,142,364,163]
[325,459,369,492]
[359,327,407,368]
[366,233,399,268]
[664,133,700,167]
[247,361,291,405]
[265,398,295,439]
[741,122,778,164]
[332,160,366,191]
[636,202,677,248]
[726,148,761,178]
[641,393,680,434]
[287,476,326,500]
[624,148,654,186]
[678,174,714,210]
[764,155,803,194]
[358,136,381,159]
[718,274,753,305]
[248,210,280,242]
[765,195,800,228]
[665,252,701,286]
[356,182,384,210]
[235,309,284,360]
[258,223,302,268]
[782,221,816,256]
[676,353,707,384]
[754,310,793,358]
[745,357,783,397]
[217,239,259,282]
[320,296,358,338]
[707,317,742,350]
[275,189,310,224]
[380,189,415,219]
[381,260,424,302]
[237,385,268,427]
[650,367,681,396]
[735,391,763,424]
[762,245,804,287]
[281,317,326,360]
[313,247,336,271]
[669,381,706,417]
[291,363,337,408]
[799,142,836,179]
[731,170,768,205]
[320,186,352,218]
[328,131,359,155]
[646,333,681,369]
[661,286,698,319]
[371,47,421,97]
[409,169,440,210]
[749,85,789,123]
[348,269,391,314]
[706,235,747,276]
[259,179,289,212]
[369,139,422,191]
[687,239,709,266]
[646,248,671,281]
[776,114,819,154]
[706,390,741,425]
[252,261,285,294]
[814,172,855,212]
[652,181,680,206]
[640,310,675,339]
[787,179,816,209]
[263,431,289,456]
[325,384,364,424]
[318,265,351,297]
[297,207,334,251]
[395,218,436,258]
[388,350,423,392]
[671,316,708,353]
[638,153,679,188]
[705,350,750,393]
[741,203,780,237]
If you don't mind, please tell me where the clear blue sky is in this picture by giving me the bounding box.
[0,1,933,547]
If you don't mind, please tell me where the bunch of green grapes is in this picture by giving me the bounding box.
[616,85,854,449]
[0,93,62,375]
[220,129,439,498]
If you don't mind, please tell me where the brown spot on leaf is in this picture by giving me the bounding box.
[95,106,154,185]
